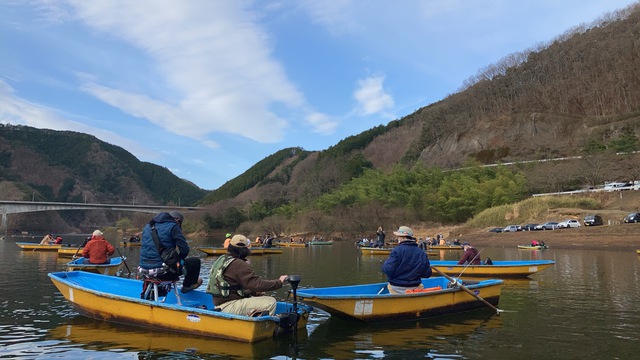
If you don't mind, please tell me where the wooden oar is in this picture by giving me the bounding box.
[71,244,83,260]
[431,266,503,315]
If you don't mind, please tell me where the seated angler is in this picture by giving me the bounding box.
[138,211,202,296]
[207,234,288,316]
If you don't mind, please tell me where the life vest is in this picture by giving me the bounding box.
[206,255,251,297]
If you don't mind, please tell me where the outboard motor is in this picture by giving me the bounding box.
[276,274,302,336]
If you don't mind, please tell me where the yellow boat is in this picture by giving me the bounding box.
[119,241,141,247]
[296,277,503,322]
[48,271,312,343]
[66,257,125,276]
[196,246,282,256]
[57,247,84,258]
[255,247,284,255]
[428,245,463,250]
[517,245,549,250]
[359,247,438,257]
[195,246,227,256]
[430,260,555,277]
[636,249,639,255]
[277,242,308,248]
[15,242,63,251]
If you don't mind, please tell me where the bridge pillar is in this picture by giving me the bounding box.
[1,213,6,237]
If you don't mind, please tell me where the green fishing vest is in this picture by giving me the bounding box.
[206,254,251,297]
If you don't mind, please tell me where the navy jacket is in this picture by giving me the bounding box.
[382,241,432,287]
[139,212,190,269]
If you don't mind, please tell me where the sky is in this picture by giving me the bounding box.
[1,0,637,190]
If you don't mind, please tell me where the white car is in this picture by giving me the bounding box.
[558,219,581,228]
[502,225,521,232]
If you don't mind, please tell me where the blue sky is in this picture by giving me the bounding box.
[1,1,637,190]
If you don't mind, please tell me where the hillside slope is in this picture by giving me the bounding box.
[0,124,207,232]
[203,3,640,210]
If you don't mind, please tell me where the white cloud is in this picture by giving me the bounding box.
[353,76,394,116]
[39,1,317,144]
[305,112,338,135]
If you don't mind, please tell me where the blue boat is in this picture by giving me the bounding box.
[65,257,125,275]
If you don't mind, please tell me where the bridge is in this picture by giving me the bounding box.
[0,201,202,234]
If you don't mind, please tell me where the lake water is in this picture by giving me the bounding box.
[1,236,639,359]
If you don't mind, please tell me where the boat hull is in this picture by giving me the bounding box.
[15,242,63,251]
[66,257,124,276]
[428,245,463,250]
[309,241,334,245]
[197,246,283,256]
[296,277,502,322]
[48,271,311,343]
[277,242,308,248]
[120,241,141,247]
[430,260,555,277]
[517,245,549,250]
[359,247,438,257]
[196,246,227,256]
[57,247,84,258]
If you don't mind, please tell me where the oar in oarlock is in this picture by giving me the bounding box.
[71,244,83,260]
[116,248,132,277]
[432,266,504,315]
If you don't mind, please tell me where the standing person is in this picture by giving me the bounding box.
[458,242,482,265]
[207,234,289,316]
[263,234,274,248]
[223,233,232,249]
[382,226,432,294]
[375,226,386,248]
[82,230,115,264]
[139,211,202,293]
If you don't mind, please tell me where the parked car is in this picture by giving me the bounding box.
[502,225,522,232]
[557,219,581,228]
[488,227,503,233]
[583,214,603,226]
[623,212,640,223]
[535,222,559,230]
[521,223,539,231]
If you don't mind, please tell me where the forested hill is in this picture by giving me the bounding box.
[196,3,640,237]
[0,124,207,206]
[203,3,640,204]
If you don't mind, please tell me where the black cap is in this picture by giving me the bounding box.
[168,210,184,223]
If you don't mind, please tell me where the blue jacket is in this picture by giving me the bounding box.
[382,241,432,287]
[139,212,190,269]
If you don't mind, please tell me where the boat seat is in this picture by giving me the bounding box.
[141,276,182,305]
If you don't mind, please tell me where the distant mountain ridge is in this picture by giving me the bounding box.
[201,3,640,210]
[0,124,207,232]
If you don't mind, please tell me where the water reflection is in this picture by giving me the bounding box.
[46,317,299,359]
[2,237,640,359]
[303,312,502,359]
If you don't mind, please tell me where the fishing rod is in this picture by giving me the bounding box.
[116,248,132,277]
[455,248,484,278]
